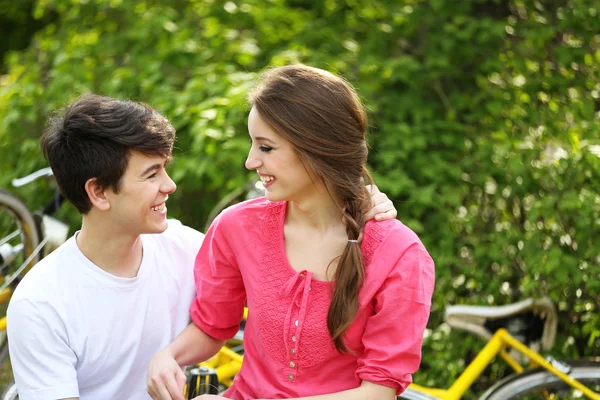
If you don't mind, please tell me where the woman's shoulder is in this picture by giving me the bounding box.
[215,197,285,227]
[362,219,429,266]
[364,218,422,248]
[362,219,434,289]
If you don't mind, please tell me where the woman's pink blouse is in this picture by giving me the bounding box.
[189,198,435,399]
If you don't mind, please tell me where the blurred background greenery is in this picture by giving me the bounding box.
[0,0,599,397]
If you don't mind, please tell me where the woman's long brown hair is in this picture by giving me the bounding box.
[249,65,372,353]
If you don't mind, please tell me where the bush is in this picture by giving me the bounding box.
[1,0,598,395]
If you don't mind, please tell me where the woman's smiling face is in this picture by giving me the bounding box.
[245,107,320,203]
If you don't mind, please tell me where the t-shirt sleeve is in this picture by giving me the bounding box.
[356,241,435,394]
[189,212,246,341]
[7,299,79,400]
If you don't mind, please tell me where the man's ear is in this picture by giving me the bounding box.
[84,178,111,211]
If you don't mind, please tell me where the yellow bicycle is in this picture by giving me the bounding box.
[193,299,600,399]
[401,298,600,399]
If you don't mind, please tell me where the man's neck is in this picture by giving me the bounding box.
[76,218,144,278]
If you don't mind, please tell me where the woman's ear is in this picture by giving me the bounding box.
[84,178,111,211]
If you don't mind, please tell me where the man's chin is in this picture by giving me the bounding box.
[143,222,169,235]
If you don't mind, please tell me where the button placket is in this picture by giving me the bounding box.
[283,271,313,381]
[286,308,299,381]
[280,270,305,371]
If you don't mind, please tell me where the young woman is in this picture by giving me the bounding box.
[147,65,435,400]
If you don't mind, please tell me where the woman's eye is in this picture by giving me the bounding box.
[148,173,157,179]
[259,146,273,153]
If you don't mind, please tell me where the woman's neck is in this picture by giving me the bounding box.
[286,190,344,233]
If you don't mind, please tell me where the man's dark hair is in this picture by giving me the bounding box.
[40,94,176,214]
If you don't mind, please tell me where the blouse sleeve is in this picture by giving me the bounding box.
[356,241,435,394]
[189,212,246,341]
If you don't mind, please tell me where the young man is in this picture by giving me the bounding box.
[7,94,202,400]
[7,94,396,400]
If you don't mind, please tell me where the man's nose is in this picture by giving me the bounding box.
[162,173,177,194]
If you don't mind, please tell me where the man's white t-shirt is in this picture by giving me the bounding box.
[7,221,204,400]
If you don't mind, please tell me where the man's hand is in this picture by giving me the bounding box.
[364,184,397,222]
[147,347,187,400]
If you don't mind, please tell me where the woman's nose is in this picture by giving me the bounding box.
[245,148,261,171]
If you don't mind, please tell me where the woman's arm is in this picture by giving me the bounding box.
[147,323,224,400]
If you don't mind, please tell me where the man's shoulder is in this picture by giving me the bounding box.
[8,237,79,311]
[142,219,205,264]
[146,219,204,245]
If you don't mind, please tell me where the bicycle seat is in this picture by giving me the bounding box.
[444,298,557,350]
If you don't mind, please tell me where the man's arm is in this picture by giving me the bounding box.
[365,184,397,221]
[147,323,224,400]
[7,299,80,400]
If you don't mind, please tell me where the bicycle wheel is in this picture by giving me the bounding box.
[480,359,600,400]
[0,189,41,286]
[0,189,41,368]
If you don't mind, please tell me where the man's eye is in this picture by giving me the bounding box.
[259,146,273,153]
[148,173,157,179]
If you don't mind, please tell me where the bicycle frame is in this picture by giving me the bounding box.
[0,289,9,330]
[0,239,46,331]
[200,346,243,387]
[0,207,40,331]
[408,328,600,400]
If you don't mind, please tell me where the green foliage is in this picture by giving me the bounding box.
[0,0,56,71]
[1,0,599,395]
